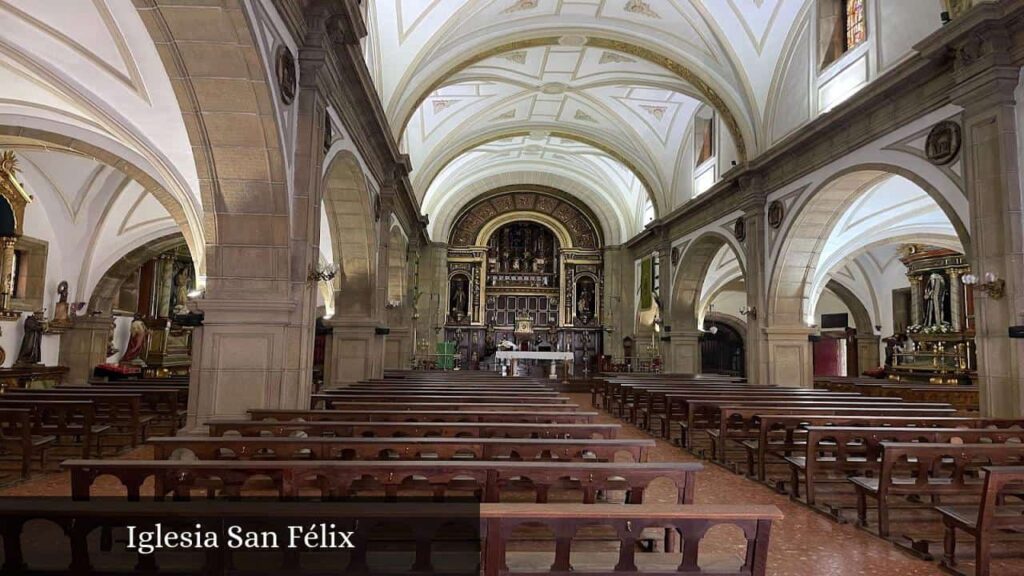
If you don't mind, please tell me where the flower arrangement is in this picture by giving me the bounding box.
[908,322,954,335]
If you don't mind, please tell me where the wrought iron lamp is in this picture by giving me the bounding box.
[962,272,1004,300]
[307,262,338,284]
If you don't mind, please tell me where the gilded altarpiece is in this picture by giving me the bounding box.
[443,191,604,374]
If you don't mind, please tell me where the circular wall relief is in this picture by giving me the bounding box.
[540,82,568,95]
[925,120,962,165]
[767,200,784,229]
[275,46,297,105]
[671,245,680,265]
[733,218,746,242]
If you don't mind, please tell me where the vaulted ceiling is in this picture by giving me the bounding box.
[363,0,823,243]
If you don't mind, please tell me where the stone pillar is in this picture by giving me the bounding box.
[957,83,1024,417]
[57,316,113,384]
[765,326,815,387]
[668,329,701,373]
[739,186,770,385]
[856,334,881,374]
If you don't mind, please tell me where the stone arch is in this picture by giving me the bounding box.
[769,164,971,327]
[87,233,187,314]
[670,233,746,333]
[704,312,746,343]
[133,1,291,293]
[323,151,376,318]
[824,280,873,334]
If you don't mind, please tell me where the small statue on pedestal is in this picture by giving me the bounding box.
[47,281,73,332]
[15,310,46,366]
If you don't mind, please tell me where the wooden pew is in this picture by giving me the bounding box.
[0,408,54,478]
[789,427,1024,510]
[70,385,187,430]
[938,466,1024,576]
[206,420,619,439]
[312,393,569,406]
[695,401,955,457]
[312,397,581,411]
[745,415,1021,483]
[851,442,1024,537]
[63,459,702,504]
[651,391,867,439]
[0,391,149,448]
[248,408,597,424]
[0,500,783,576]
[0,399,105,458]
[149,436,655,463]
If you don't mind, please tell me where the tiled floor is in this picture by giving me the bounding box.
[2,392,1019,575]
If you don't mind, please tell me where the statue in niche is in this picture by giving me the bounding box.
[923,272,948,326]
[15,311,46,365]
[172,266,192,315]
[511,257,521,272]
[577,285,594,323]
[501,250,510,273]
[450,276,468,321]
[120,315,149,365]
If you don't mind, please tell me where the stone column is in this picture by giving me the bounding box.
[936,21,1024,417]
[739,184,770,385]
[764,326,815,387]
[668,329,701,373]
[57,315,114,384]
[855,334,881,374]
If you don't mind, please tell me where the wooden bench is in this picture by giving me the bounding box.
[0,500,782,576]
[0,408,54,478]
[744,415,1020,483]
[68,385,186,432]
[206,420,619,439]
[0,399,106,458]
[312,398,581,411]
[938,466,1024,576]
[149,436,655,463]
[1,391,150,447]
[850,442,1024,537]
[63,459,701,504]
[699,402,955,458]
[787,427,1024,510]
[248,408,597,424]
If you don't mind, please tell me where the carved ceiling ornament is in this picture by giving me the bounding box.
[925,120,962,166]
[449,190,602,249]
[275,45,296,105]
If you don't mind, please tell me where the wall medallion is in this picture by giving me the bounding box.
[925,120,961,165]
[733,217,746,242]
[671,246,680,265]
[275,46,297,105]
[373,194,381,221]
[768,200,785,229]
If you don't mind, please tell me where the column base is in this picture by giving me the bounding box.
[765,326,814,387]
[668,330,701,374]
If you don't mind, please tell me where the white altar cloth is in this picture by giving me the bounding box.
[495,351,574,378]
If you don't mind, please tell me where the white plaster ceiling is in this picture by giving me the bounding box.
[0,0,204,268]
[11,146,179,306]
[366,0,818,242]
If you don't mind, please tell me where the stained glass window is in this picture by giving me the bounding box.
[845,0,866,50]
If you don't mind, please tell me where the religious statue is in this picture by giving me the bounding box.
[450,278,468,321]
[511,257,521,272]
[172,266,191,314]
[577,286,594,322]
[14,311,46,366]
[106,318,119,357]
[50,280,73,330]
[923,271,947,326]
[120,315,149,365]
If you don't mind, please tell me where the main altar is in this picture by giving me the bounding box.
[887,245,976,385]
[437,190,605,376]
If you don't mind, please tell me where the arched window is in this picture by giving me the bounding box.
[819,0,867,68]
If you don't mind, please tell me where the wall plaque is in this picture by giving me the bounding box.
[925,120,961,165]
[768,200,784,229]
[275,46,296,105]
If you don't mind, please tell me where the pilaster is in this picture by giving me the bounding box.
[764,326,814,387]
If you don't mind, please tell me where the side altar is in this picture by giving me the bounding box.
[887,245,976,385]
